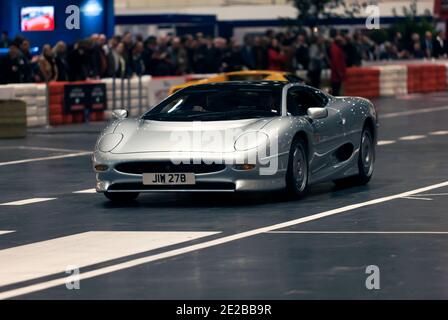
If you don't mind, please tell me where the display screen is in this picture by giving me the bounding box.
[21,6,55,32]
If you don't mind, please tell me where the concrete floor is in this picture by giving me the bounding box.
[0,92,448,299]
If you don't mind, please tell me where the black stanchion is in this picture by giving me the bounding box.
[138,73,143,115]
[120,75,125,110]
[127,76,131,112]
[112,75,116,111]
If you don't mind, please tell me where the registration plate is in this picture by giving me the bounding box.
[142,173,195,185]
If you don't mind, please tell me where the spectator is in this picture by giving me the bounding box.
[54,41,70,81]
[329,36,347,96]
[169,37,189,75]
[38,44,58,82]
[122,31,133,71]
[222,39,244,72]
[19,39,37,83]
[267,38,287,71]
[308,35,327,89]
[347,33,362,66]
[150,49,174,76]
[422,31,433,58]
[142,36,158,75]
[240,35,256,70]
[0,43,28,84]
[433,31,447,58]
[107,42,126,78]
[90,34,108,78]
[0,31,11,48]
[194,37,221,73]
[295,34,309,70]
[68,41,91,81]
[393,32,408,59]
[412,42,425,59]
[252,36,268,70]
[379,41,398,60]
[130,41,145,76]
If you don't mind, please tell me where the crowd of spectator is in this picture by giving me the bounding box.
[1,28,447,95]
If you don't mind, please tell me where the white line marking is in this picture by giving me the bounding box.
[0,198,57,206]
[0,146,88,153]
[381,105,448,119]
[0,231,219,289]
[377,140,396,146]
[0,152,92,167]
[73,189,96,194]
[399,135,426,141]
[1,180,447,299]
[16,146,89,153]
[401,196,433,201]
[266,231,448,234]
[429,130,448,136]
[0,231,15,236]
[416,193,448,196]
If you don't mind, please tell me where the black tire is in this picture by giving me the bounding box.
[334,126,375,186]
[285,138,309,198]
[104,192,139,203]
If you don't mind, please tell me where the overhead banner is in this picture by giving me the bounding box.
[64,83,107,113]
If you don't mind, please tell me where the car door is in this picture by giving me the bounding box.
[287,86,345,178]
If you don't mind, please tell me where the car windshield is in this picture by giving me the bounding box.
[143,86,282,121]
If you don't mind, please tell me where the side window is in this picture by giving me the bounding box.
[287,89,301,116]
[287,87,325,116]
[313,89,329,108]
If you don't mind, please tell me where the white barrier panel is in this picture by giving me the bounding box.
[0,87,14,100]
[102,76,152,119]
[3,83,47,127]
[376,65,408,97]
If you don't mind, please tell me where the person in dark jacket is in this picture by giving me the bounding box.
[67,41,91,81]
[433,31,447,58]
[130,41,145,76]
[295,34,309,70]
[240,35,256,70]
[0,31,11,48]
[0,43,28,84]
[54,41,70,81]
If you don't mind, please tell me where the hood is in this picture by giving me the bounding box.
[110,118,273,154]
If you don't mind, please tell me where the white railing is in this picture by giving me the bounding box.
[115,0,289,10]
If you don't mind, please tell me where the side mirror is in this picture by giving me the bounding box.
[307,107,328,120]
[112,109,128,120]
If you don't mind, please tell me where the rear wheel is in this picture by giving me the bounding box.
[104,192,139,203]
[334,126,375,186]
[286,138,309,198]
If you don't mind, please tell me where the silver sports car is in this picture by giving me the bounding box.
[93,81,377,202]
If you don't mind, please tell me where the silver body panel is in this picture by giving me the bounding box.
[93,83,378,193]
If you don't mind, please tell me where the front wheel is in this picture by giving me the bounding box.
[285,138,309,198]
[104,192,139,203]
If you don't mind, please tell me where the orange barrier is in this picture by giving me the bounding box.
[407,64,447,94]
[344,67,380,98]
[48,81,105,125]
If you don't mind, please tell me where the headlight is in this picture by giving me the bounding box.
[97,133,123,152]
[234,132,268,151]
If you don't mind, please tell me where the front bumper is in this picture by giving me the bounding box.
[93,151,288,193]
